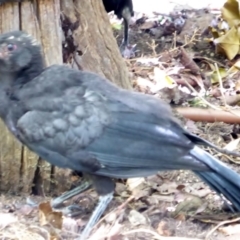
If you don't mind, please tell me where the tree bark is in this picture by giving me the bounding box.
[61,0,131,88]
[0,0,131,195]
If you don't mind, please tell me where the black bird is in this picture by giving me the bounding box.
[1,30,240,239]
[102,0,134,55]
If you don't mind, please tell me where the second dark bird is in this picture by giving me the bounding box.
[1,31,240,240]
[102,0,134,56]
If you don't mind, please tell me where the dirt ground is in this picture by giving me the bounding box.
[2,1,240,240]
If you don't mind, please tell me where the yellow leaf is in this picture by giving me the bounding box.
[112,23,122,30]
[222,0,240,27]
[214,26,240,60]
[153,67,176,90]
[211,68,228,84]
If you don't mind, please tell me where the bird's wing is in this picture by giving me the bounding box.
[82,104,209,178]
[14,66,208,177]
[14,66,113,172]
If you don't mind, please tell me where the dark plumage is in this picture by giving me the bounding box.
[103,0,134,19]
[1,31,240,239]
[102,0,134,51]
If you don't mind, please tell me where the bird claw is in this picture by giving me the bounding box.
[51,180,92,208]
[60,204,85,217]
[78,192,114,240]
[120,43,137,59]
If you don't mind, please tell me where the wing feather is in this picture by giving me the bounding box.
[12,66,208,177]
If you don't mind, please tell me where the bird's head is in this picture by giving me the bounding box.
[0,30,44,77]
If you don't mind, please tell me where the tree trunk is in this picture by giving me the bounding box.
[0,0,131,195]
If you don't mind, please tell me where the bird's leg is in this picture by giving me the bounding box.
[51,178,92,208]
[120,18,130,48]
[78,192,113,240]
[120,14,136,59]
[77,174,115,240]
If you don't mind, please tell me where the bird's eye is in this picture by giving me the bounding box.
[7,44,16,51]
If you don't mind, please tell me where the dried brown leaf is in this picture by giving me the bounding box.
[179,47,202,75]
[157,220,173,236]
[38,202,63,229]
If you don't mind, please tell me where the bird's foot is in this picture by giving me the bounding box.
[78,192,113,240]
[59,204,86,217]
[51,180,92,208]
[120,43,137,59]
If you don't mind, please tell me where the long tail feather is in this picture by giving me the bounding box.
[191,146,240,211]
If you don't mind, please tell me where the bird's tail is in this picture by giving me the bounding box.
[190,146,240,211]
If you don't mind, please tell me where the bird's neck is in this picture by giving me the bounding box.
[0,72,17,90]
[0,73,14,120]
[15,57,44,86]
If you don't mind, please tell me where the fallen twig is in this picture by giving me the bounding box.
[176,107,240,124]
[205,217,240,239]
